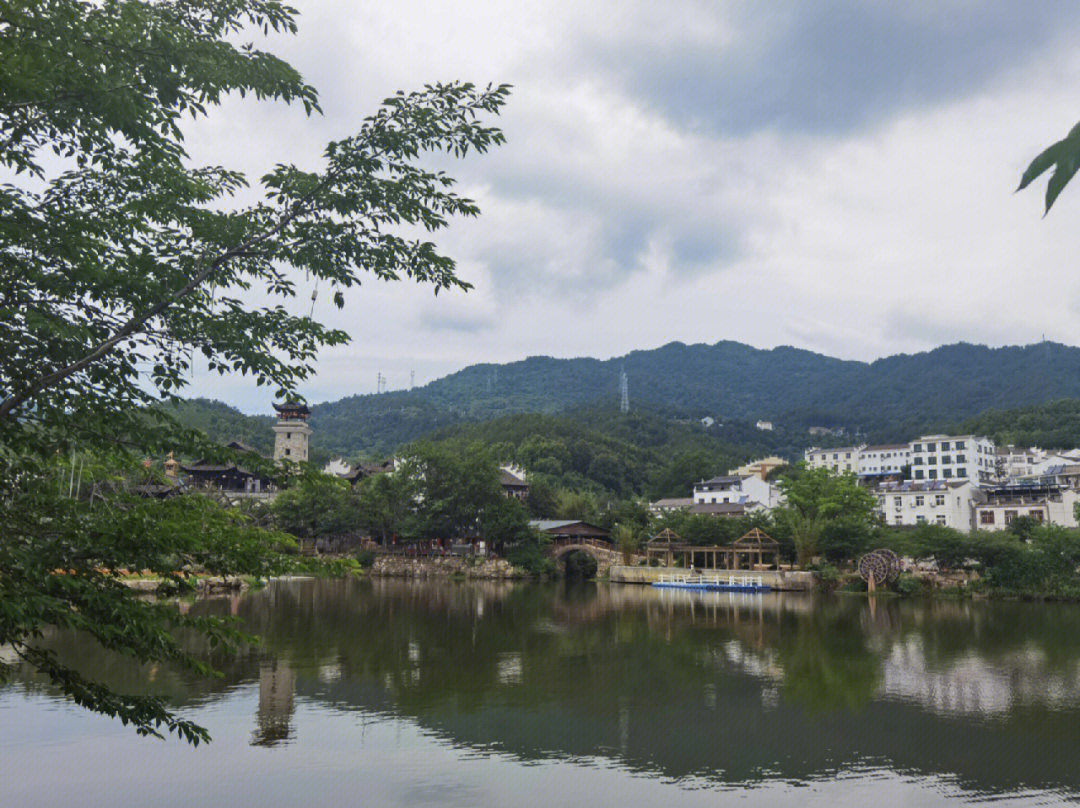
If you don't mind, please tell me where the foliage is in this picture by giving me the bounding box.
[1018,120,1080,213]
[404,440,502,539]
[177,342,1080,455]
[0,0,507,741]
[355,463,420,544]
[614,523,643,565]
[272,475,360,539]
[355,549,377,569]
[775,468,877,565]
[893,573,923,597]
[479,497,535,547]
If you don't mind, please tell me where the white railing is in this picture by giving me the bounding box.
[655,573,765,587]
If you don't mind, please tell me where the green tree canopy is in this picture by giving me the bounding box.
[0,0,507,742]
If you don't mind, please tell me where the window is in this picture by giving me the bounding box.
[894,497,902,508]
[955,441,966,450]
[927,455,936,464]
[913,457,923,465]
[957,468,967,478]
[895,516,903,525]
[927,443,936,452]
[942,455,951,465]
[833,453,839,460]
[914,495,924,506]
[941,441,950,451]
[286,432,291,439]
[1030,510,1045,522]
[914,443,923,452]
[845,452,851,459]
[934,495,945,506]
[916,515,926,523]
[1005,510,1018,524]
[956,454,966,463]
[929,470,938,479]
[943,469,953,478]
[935,515,946,525]
[914,469,925,480]
[980,511,995,525]
[284,448,291,456]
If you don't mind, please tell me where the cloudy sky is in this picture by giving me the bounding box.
[186,1,1080,412]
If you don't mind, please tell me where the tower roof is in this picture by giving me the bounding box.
[273,400,310,416]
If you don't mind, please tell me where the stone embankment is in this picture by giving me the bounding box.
[371,555,525,579]
[122,577,250,594]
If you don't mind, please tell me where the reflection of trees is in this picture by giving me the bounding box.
[7,580,1080,797]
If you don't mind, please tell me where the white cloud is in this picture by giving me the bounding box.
[180,1,1080,413]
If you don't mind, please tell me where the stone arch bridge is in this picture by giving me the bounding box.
[547,538,625,577]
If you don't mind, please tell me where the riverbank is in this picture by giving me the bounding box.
[370,555,526,579]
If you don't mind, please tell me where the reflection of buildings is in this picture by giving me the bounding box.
[252,660,295,747]
[880,639,1080,716]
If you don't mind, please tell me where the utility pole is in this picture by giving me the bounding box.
[410,370,415,389]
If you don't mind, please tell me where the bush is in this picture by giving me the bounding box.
[355,549,377,569]
[893,573,923,597]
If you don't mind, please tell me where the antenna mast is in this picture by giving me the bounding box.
[620,366,629,414]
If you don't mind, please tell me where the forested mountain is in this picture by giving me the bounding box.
[170,341,1080,466]
[300,340,1080,454]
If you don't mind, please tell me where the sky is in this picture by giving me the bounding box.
[183,1,1080,413]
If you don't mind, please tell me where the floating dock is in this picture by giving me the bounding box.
[651,573,771,593]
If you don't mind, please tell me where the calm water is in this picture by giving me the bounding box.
[4,579,1080,807]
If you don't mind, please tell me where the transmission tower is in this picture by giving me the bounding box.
[619,366,629,413]
[377,372,387,394]
[410,370,415,389]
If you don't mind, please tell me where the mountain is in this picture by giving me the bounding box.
[306,340,1080,454]
[171,340,1080,459]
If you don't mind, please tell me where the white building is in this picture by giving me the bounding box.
[693,474,784,510]
[975,484,1080,530]
[876,480,985,530]
[908,435,995,484]
[995,445,1047,479]
[857,444,910,477]
[323,457,351,477]
[804,445,864,474]
[755,420,774,431]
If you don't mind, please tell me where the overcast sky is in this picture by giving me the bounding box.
[185,1,1080,413]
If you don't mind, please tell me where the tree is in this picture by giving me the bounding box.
[776,468,877,566]
[613,523,642,565]
[1018,120,1080,213]
[272,475,360,540]
[0,0,507,742]
[356,465,420,545]
[406,441,502,539]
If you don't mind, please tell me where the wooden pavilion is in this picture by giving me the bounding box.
[645,527,780,571]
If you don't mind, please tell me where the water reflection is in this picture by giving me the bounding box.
[5,578,1080,805]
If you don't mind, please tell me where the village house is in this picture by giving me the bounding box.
[875,480,985,530]
[693,474,783,511]
[975,482,1080,530]
[499,465,530,500]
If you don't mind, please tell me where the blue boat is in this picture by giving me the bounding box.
[651,573,771,593]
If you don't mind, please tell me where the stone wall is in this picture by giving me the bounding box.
[371,555,526,579]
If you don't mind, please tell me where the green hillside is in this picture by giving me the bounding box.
[299,340,1080,453]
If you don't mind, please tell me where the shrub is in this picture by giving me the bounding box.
[355,549,377,569]
[893,573,923,597]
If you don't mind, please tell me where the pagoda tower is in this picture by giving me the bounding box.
[272,401,311,463]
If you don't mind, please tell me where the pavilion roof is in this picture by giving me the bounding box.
[647,528,681,544]
[733,527,779,546]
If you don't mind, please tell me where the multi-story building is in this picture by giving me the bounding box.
[995,445,1047,480]
[272,401,312,463]
[975,482,1080,530]
[857,444,910,478]
[804,445,864,474]
[908,435,995,483]
[693,474,784,510]
[875,480,985,530]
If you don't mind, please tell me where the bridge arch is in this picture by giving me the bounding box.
[547,539,622,577]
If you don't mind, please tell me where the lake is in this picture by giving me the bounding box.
[3,577,1080,806]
